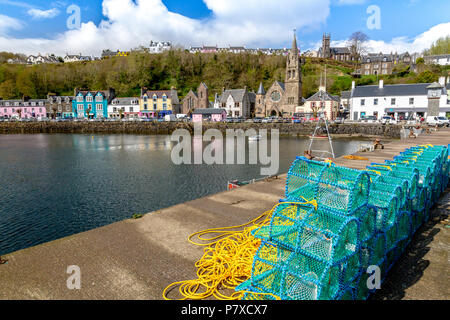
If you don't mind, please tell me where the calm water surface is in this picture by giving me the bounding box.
[0,134,367,254]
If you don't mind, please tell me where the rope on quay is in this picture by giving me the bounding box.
[162,199,317,300]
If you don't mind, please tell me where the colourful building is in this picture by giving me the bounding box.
[139,87,180,118]
[192,108,227,122]
[73,89,115,119]
[0,100,47,119]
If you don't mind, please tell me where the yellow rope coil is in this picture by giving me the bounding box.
[162,200,316,301]
[343,155,369,161]
[370,164,392,171]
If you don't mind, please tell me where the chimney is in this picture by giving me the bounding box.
[351,81,356,90]
[438,76,446,86]
[379,80,384,89]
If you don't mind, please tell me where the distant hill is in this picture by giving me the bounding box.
[0,50,448,101]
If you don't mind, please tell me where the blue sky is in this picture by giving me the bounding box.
[0,0,449,55]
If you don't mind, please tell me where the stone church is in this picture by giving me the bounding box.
[255,33,304,118]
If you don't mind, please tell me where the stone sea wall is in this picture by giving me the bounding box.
[0,122,402,138]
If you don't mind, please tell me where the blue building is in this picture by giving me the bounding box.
[73,88,115,119]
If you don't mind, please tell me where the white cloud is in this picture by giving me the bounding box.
[325,22,450,54]
[0,0,331,55]
[0,14,23,35]
[27,8,60,20]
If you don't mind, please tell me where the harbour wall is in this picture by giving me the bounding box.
[0,122,402,138]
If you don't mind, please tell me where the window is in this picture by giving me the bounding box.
[95,95,103,102]
[163,103,167,110]
[391,98,396,105]
[31,102,36,106]
[365,65,370,69]
[162,95,167,102]
[374,99,378,105]
[374,64,379,69]
[97,104,103,111]
[153,103,157,110]
[143,96,148,102]
[382,63,387,68]
[409,98,414,105]
[144,104,148,110]
[39,102,43,106]
[113,107,117,112]
[39,108,42,112]
[77,95,83,102]
[235,102,240,108]
[130,107,134,112]
[14,102,19,106]
[86,95,93,102]
[361,99,365,106]
[153,95,157,102]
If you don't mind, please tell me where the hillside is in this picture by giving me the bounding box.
[0,50,448,101]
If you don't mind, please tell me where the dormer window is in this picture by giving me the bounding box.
[95,94,103,102]
[86,95,93,102]
[153,95,157,102]
[77,94,83,102]
[162,95,167,102]
[143,95,148,102]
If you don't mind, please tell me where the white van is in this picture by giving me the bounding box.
[164,114,177,122]
[426,116,445,127]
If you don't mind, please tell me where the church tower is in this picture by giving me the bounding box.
[322,33,331,58]
[284,31,303,114]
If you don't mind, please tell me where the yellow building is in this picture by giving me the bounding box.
[139,88,180,118]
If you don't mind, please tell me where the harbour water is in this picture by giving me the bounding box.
[0,134,367,255]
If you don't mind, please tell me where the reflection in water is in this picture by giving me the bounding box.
[0,134,366,255]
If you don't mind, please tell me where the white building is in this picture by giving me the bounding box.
[349,78,450,121]
[424,54,450,66]
[63,54,92,63]
[149,41,172,54]
[215,88,255,118]
[108,97,140,119]
[27,54,59,65]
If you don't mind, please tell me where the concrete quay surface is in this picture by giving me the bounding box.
[1,129,449,300]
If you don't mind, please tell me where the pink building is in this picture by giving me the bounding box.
[295,89,340,121]
[0,99,47,118]
[192,108,227,122]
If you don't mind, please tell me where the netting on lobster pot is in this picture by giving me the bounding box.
[385,224,398,253]
[247,241,293,297]
[412,187,427,213]
[254,205,360,264]
[338,286,356,300]
[351,205,376,242]
[285,157,327,201]
[252,202,316,250]
[281,251,342,300]
[388,158,434,188]
[370,180,404,211]
[368,172,410,202]
[369,232,387,267]
[316,165,370,215]
[388,169,420,200]
[396,211,412,242]
[368,191,398,232]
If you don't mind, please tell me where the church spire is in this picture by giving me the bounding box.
[292,29,298,54]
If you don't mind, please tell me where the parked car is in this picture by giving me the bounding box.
[262,117,272,123]
[426,116,445,127]
[437,116,450,127]
[334,117,345,124]
[380,116,393,125]
[361,116,377,123]
[225,117,234,123]
[253,117,263,123]
[164,114,177,122]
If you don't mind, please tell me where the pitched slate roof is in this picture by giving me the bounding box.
[193,108,226,115]
[306,90,340,102]
[341,90,351,99]
[351,83,441,98]
[111,97,140,105]
[274,81,285,91]
[219,89,247,103]
[142,90,172,98]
